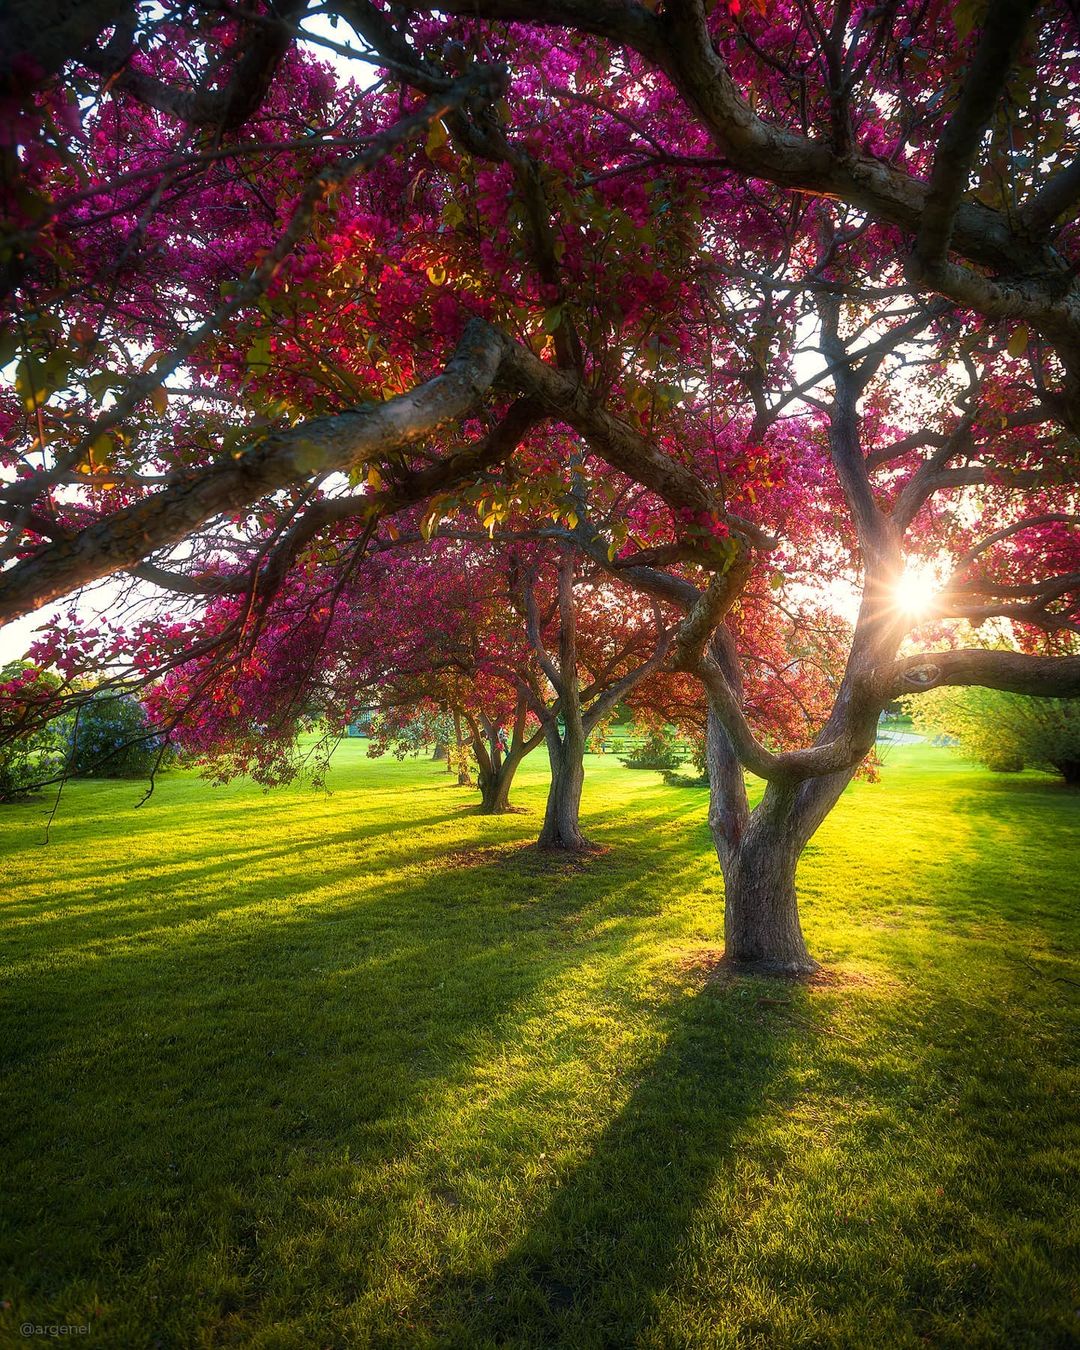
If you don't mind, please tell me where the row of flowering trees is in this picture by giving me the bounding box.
[1,0,1078,971]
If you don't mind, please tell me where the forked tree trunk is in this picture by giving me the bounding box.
[704,668,839,976]
[477,750,525,814]
[469,700,542,815]
[720,806,814,974]
[706,682,876,975]
[538,728,588,849]
[524,548,670,852]
[479,772,512,813]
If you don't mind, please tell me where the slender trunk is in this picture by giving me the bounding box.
[538,726,588,849]
[432,740,448,762]
[537,556,590,849]
[451,708,471,785]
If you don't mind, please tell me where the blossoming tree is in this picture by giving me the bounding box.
[2,0,1079,969]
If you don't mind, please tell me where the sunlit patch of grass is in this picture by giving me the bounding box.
[0,743,1077,1347]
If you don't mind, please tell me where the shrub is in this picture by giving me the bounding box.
[0,662,67,802]
[66,691,169,779]
[903,686,1080,786]
[620,727,685,771]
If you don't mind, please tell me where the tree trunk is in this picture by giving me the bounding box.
[451,708,471,785]
[538,729,588,849]
[477,751,524,814]
[705,691,821,975]
[1055,759,1080,787]
[721,819,815,975]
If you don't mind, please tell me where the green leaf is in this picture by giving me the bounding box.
[88,433,114,470]
[245,334,272,369]
[15,358,48,411]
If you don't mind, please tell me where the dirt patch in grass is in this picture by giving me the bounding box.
[672,945,894,996]
[435,840,614,877]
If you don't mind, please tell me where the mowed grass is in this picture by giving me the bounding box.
[0,743,1078,1349]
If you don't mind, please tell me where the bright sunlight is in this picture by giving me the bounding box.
[894,562,941,618]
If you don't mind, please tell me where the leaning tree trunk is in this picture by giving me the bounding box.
[538,726,588,850]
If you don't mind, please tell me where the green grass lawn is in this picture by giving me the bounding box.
[1,743,1077,1348]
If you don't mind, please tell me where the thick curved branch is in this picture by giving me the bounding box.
[81,0,308,128]
[398,0,1076,372]
[0,0,132,86]
[951,514,1080,571]
[913,0,1034,272]
[0,319,510,624]
[1021,156,1080,236]
[885,648,1080,699]
[818,293,897,569]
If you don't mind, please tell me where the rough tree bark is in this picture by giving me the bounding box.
[468,700,543,814]
[720,804,810,973]
[537,717,589,849]
[525,553,672,850]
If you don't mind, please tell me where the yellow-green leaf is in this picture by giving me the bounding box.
[425,119,449,157]
[1007,325,1028,359]
[442,200,465,228]
[89,433,114,470]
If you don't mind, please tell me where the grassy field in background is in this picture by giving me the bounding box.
[1,742,1078,1348]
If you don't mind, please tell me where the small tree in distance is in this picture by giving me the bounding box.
[905,687,1080,786]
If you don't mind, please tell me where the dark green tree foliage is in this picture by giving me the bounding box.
[620,727,686,772]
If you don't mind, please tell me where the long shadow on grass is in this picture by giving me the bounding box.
[0,833,700,1333]
[422,968,814,1348]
